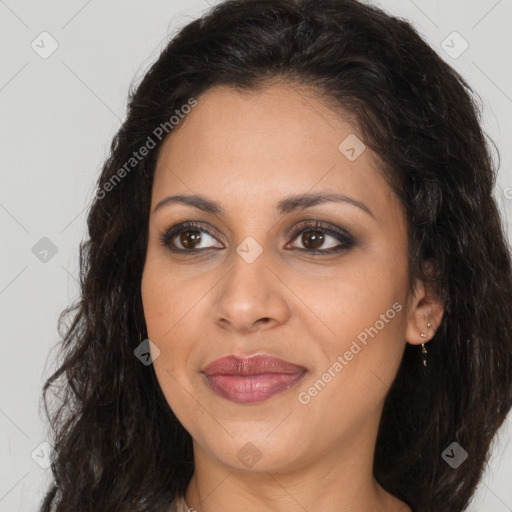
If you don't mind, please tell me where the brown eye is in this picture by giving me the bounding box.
[179,229,202,249]
[160,221,224,252]
[288,220,356,253]
[301,231,325,249]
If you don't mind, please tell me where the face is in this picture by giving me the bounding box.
[141,83,425,475]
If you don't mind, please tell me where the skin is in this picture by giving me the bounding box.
[141,82,444,512]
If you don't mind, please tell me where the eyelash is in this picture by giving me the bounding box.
[159,220,356,255]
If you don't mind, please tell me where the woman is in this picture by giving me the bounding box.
[40,0,512,511]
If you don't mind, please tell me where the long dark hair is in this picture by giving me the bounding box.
[40,0,512,510]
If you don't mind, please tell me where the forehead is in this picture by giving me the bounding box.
[152,83,402,223]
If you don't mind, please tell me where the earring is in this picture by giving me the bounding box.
[420,321,431,367]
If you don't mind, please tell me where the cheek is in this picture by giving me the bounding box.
[141,249,197,342]
[141,267,169,342]
[141,260,200,422]
[141,251,213,381]
[306,253,409,391]
[310,251,407,334]
[295,292,407,433]
[141,255,187,375]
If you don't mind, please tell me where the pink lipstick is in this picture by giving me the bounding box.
[202,354,308,404]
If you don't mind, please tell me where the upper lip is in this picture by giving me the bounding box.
[202,354,308,376]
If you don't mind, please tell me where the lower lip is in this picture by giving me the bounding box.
[204,372,307,403]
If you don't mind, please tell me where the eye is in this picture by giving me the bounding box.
[287,220,355,253]
[160,221,224,252]
[160,219,355,255]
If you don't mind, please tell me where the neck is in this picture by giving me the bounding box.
[183,423,411,512]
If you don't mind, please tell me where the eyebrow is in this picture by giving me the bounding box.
[153,192,374,218]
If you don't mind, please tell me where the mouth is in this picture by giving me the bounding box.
[202,354,308,404]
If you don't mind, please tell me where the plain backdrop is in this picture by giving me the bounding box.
[1,1,512,511]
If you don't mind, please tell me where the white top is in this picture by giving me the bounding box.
[172,493,197,512]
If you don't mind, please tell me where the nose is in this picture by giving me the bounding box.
[210,247,291,335]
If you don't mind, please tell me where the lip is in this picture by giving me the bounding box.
[202,354,308,404]
[203,354,308,376]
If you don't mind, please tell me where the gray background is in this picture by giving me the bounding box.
[1,1,511,510]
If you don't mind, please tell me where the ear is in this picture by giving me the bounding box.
[405,266,444,346]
